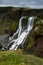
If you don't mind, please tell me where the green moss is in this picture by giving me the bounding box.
[26,36,35,51]
[0,50,43,65]
[22,19,27,27]
[10,21,18,32]
[0,26,3,34]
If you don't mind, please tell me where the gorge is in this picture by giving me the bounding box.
[2,16,35,50]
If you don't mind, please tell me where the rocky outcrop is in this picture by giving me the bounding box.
[0,7,43,57]
[34,35,43,57]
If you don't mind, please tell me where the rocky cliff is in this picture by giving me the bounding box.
[0,7,43,57]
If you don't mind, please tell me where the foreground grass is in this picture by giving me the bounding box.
[0,50,43,65]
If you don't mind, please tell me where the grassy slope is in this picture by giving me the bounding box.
[0,50,43,65]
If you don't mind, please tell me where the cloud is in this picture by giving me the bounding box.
[0,0,43,8]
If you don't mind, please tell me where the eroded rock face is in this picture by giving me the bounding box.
[34,35,43,57]
[33,19,43,57]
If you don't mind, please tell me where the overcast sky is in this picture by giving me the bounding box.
[0,0,43,8]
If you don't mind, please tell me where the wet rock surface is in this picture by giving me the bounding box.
[0,34,9,49]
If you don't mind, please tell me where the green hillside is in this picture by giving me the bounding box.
[0,50,43,65]
[0,7,43,65]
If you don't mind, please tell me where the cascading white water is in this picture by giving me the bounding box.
[27,17,34,31]
[9,16,26,41]
[18,16,26,37]
[9,17,34,50]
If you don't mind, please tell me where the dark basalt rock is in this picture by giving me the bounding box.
[34,35,43,57]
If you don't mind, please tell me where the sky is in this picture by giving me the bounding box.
[0,0,43,8]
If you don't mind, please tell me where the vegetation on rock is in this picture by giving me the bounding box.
[0,7,43,58]
[0,50,43,65]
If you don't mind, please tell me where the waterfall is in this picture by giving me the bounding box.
[27,17,34,31]
[9,17,34,50]
[9,16,26,41]
[18,16,26,37]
